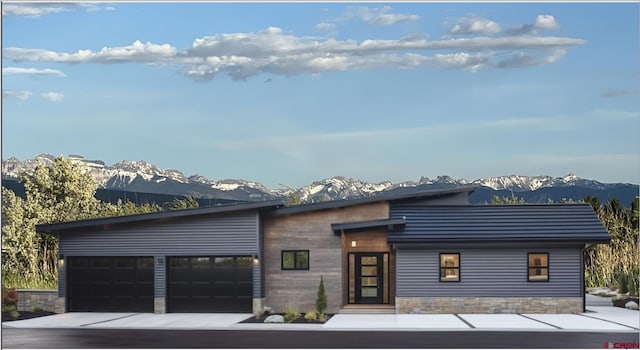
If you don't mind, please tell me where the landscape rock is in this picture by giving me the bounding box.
[625,301,639,310]
[264,314,284,323]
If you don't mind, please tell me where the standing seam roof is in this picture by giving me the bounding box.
[389,204,610,243]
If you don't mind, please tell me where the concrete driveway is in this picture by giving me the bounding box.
[3,306,637,332]
[3,293,638,332]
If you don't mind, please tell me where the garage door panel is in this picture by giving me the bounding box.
[167,256,252,313]
[115,270,136,283]
[68,256,154,312]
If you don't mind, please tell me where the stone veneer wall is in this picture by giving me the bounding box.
[16,289,60,313]
[396,297,583,314]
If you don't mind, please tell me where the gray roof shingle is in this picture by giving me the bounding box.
[389,204,610,244]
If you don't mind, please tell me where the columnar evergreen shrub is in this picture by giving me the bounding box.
[316,275,327,316]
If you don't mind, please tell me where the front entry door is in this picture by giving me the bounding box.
[355,253,383,304]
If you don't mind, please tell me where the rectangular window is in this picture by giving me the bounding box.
[439,253,460,282]
[528,253,549,282]
[282,250,309,270]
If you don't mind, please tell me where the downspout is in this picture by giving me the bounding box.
[581,245,586,312]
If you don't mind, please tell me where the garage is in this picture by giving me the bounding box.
[67,256,154,312]
[167,256,253,312]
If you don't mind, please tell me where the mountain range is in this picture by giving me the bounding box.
[2,153,638,207]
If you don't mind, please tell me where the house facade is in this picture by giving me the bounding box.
[36,186,610,315]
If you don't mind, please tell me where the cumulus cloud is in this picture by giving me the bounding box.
[40,92,64,102]
[506,14,559,35]
[534,15,558,30]
[2,67,66,77]
[343,6,420,26]
[2,3,114,18]
[3,23,585,81]
[2,90,33,100]
[448,17,501,35]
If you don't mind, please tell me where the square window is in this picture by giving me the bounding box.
[439,253,460,282]
[282,250,309,270]
[528,253,549,282]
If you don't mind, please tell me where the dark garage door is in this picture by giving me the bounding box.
[167,256,253,312]
[67,257,154,312]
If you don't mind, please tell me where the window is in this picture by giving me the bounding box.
[439,253,460,282]
[528,253,549,282]
[282,250,309,270]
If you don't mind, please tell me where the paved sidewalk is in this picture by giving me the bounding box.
[3,306,637,332]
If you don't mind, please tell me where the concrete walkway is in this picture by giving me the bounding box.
[3,295,638,332]
[3,306,637,332]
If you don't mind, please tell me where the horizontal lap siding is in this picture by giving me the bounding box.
[60,212,259,255]
[396,248,581,297]
[59,211,260,299]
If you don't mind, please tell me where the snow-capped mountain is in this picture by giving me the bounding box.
[2,153,637,205]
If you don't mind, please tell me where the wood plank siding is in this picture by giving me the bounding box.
[263,202,389,313]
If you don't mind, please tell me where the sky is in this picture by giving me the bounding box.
[2,1,639,189]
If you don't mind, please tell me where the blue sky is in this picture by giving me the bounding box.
[2,2,638,188]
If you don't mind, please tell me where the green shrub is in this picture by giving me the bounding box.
[315,275,327,315]
[32,305,43,312]
[304,311,318,321]
[10,310,20,320]
[283,301,299,323]
[2,304,17,313]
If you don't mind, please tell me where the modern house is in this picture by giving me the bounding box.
[36,186,610,315]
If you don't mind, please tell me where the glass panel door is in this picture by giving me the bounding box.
[354,253,383,304]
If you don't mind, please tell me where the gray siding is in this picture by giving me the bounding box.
[155,258,166,298]
[59,211,260,299]
[396,248,581,297]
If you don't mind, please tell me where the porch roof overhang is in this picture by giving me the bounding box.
[331,218,407,235]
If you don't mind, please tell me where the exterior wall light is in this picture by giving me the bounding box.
[58,254,65,268]
[351,240,357,247]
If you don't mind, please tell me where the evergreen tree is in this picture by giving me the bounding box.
[315,275,327,316]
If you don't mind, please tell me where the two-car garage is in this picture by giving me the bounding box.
[39,201,284,314]
[66,255,253,313]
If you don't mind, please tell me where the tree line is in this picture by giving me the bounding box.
[1,156,198,289]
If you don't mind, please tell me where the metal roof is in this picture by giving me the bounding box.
[37,200,286,234]
[388,204,611,244]
[331,218,407,235]
[271,185,478,216]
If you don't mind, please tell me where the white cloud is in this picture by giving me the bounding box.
[313,22,336,31]
[5,40,177,63]
[40,92,64,102]
[534,15,558,30]
[344,6,420,26]
[507,14,560,35]
[448,17,501,35]
[2,67,66,77]
[2,90,33,100]
[4,25,585,81]
[2,3,114,17]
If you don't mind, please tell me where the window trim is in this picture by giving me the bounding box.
[281,250,310,271]
[527,252,549,282]
[439,252,460,282]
